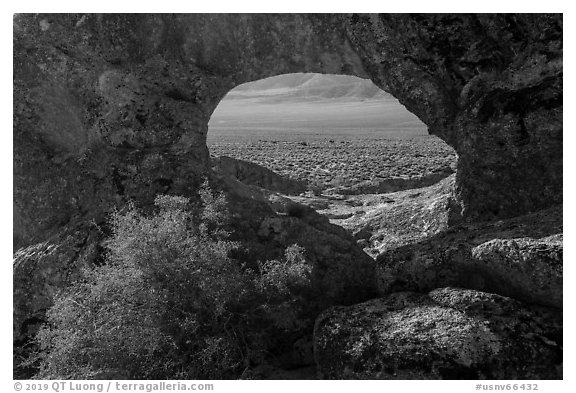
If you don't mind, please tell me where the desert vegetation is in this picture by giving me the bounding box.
[209,130,456,191]
[26,184,313,379]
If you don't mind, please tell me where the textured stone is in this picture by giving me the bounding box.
[13,224,100,344]
[314,288,562,379]
[470,235,562,308]
[376,205,562,308]
[339,174,458,258]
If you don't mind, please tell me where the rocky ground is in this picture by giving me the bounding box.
[13,152,562,380]
[13,154,563,380]
[213,158,563,379]
[288,174,457,258]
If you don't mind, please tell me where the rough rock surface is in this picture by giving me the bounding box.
[340,174,458,257]
[13,225,100,345]
[344,14,562,221]
[470,235,562,308]
[287,174,458,259]
[212,155,306,195]
[314,288,562,379]
[14,14,562,250]
[376,204,562,308]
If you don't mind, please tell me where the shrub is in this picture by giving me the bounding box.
[254,244,311,332]
[29,183,312,379]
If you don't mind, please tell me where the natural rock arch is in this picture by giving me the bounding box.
[14,13,562,249]
[13,14,563,378]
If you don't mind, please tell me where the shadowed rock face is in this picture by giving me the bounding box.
[344,14,562,220]
[14,13,562,248]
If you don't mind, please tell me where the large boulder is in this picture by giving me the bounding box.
[376,204,562,308]
[314,287,562,379]
[470,235,562,308]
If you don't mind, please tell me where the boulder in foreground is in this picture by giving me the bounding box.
[376,205,562,308]
[470,235,562,308]
[314,287,562,379]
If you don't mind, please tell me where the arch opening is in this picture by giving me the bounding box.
[208,73,457,196]
[208,73,458,257]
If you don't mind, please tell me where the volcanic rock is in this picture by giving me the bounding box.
[314,287,562,379]
[376,204,562,308]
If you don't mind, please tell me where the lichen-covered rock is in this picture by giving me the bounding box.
[376,204,562,308]
[314,288,562,379]
[469,235,562,308]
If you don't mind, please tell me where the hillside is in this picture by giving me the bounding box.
[228,73,390,102]
[209,73,425,132]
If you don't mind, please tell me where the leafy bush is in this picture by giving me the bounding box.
[29,183,312,379]
[254,244,311,332]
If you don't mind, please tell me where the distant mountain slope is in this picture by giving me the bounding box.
[228,73,390,102]
[209,73,425,132]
